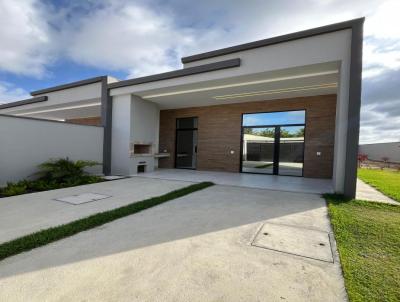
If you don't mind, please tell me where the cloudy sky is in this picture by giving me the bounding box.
[0,0,399,143]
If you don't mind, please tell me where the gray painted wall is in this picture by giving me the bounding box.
[0,115,103,186]
[359,142,400,163]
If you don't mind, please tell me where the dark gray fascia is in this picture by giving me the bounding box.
[101,77,112,176]
[0,96,48,110]
[30,76,107,96]
[182,18,365,64]
[108,58,241,90]
[343,19,365,199]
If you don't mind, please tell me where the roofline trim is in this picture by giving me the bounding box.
[0,96,48,110]
[30,76,107,96]
[0,113,103,127]
[181,17,365,64]
[108,58,241,90]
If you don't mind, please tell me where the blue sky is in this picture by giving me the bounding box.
[0,0,399,143]
[243,111,305,127]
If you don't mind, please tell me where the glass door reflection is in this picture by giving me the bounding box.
[278,126,305,176]
[242,127,275,174]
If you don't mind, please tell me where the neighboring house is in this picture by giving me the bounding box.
[359,142,400,163]
[0,18,364,198]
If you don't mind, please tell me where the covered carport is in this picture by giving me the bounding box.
[107,18,363,198]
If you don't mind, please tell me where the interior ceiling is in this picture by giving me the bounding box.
[138,62,340,109]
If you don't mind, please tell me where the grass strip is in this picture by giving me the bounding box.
[0,181,214,262]
[325,194,400,302]
[358,168,400,202]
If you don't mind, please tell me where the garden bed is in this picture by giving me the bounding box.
[0,158,104,198]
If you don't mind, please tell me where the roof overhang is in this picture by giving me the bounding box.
[130,62,340,109]
[0,96,48,110]
[181,17,365,64]
[30,76,107,96]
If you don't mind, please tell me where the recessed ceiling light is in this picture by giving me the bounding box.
[213,83,337,100]
[142,70,338,98]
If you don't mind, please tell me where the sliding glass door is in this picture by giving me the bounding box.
[242,127,276,174]
[241,110,305,176]
[278,126,305,176]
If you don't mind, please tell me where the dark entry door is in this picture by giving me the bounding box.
[175,117,198,169]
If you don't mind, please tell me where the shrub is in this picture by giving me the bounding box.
[358,153,368,167]
[0,158,103,198]
[36,158,100,184]
[1,181,29,197]
[28,179,59,191]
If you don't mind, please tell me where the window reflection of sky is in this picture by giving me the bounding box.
[243,110,305,126]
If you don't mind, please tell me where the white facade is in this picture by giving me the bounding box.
[109,28,354,194]
[0,115,103,185]
[0,18,363,197]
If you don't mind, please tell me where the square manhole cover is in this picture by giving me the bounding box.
[55,193,111,205]
[252,223,333,263]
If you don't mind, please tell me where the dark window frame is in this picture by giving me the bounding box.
[175,117,198,170]
[240,110,307,177]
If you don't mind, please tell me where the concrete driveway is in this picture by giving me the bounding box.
[0,177,188,243]
[0,184,346,301]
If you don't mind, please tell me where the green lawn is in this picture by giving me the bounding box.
[326,195,400,302]
[358,168,400,202]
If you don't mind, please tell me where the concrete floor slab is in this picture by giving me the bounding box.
[0,185,346,301]
[252,222,333,262]
[138,168,333,194]
[0,177,189,243]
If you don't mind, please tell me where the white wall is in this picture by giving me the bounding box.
[359,142,400,163]
[131,96,160,173]
[0,115,103,186]
[111,95,160,175]
[111,94,132,175]
[110,30,351,96]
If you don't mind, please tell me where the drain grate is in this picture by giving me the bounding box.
[55,193,111,205]
[252,223,333,263]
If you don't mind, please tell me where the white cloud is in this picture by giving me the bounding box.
[59,2,188,77]
[360,105,400,143]
[364,0,400,39]
[0,0,52,77]
[0,81,30,103]
[362,1,400,78]
[0,0,398,143]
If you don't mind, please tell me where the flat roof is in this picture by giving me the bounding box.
[4,18,364,104]
[0,96,48,110]
[181,18,365,64]
[108,58,241,90]
[30,76,107,96]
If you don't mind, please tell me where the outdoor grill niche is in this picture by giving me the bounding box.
[133,143,152,156]
[129,142,155,174]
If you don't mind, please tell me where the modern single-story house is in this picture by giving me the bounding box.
[0,18,364,198]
